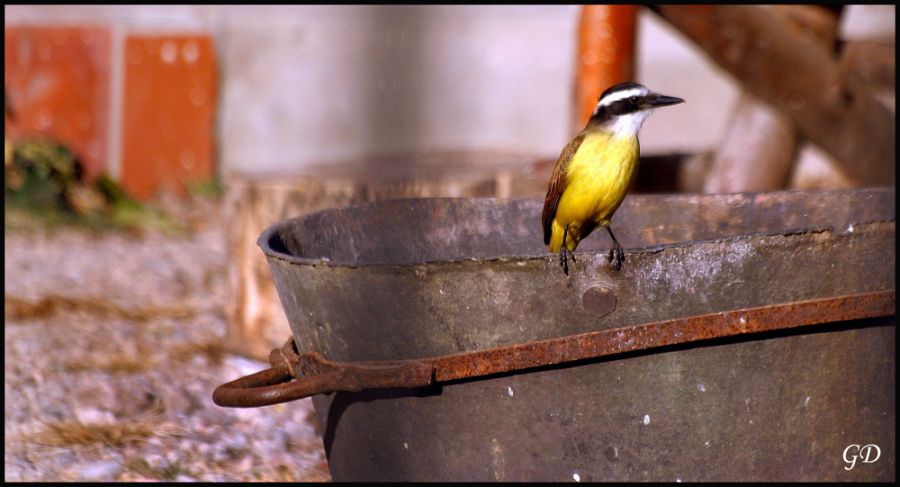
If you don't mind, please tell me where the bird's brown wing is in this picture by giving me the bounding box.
[542,132,586,245]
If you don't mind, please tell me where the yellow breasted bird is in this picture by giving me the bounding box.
[542,82,684,275]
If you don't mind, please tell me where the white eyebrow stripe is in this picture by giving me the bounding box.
[599,88,645,107]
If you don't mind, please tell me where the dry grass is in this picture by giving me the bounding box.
[5,294,198,323]
[122,457,159,479]
[62,353,153,374]
[5,194,332,482]
[123,457,195,481]
[30,420,182,448]
[168,340,229,365]
[251,460,332,482]
[62,340,229,374]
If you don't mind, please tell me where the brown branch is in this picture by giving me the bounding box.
[652,5,895,186]
[704,93,798,192]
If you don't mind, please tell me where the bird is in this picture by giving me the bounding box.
[541,82,684,275]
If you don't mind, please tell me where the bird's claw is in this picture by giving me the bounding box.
[559,248,576,276]
[607,245,625,271]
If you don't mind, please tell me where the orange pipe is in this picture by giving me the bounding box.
[574,5,638,130]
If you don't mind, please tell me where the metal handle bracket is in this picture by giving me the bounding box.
[213,290,894,408]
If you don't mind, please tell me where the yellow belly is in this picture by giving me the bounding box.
[549,133,639,252]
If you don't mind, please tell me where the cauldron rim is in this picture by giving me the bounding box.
[256,190,893,269]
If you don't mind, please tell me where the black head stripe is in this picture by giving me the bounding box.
[599,82,645,101]
[606,96,645,115]
[592,93,647,122]
[591,82,650,122]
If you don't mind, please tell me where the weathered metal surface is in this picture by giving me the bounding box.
[254,188,894,481]
[214,290,894,407]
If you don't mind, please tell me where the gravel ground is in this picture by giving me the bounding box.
[4,202,331,481]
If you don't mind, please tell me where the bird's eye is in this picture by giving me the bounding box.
[629,96,639,104]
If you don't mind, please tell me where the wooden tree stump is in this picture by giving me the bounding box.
[654,5,895,186]
[223,152,548,359]
[703,5,839,193]
[703,92,798,193]
[791,13,894,190]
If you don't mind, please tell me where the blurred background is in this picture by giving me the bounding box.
[4,4,895,482]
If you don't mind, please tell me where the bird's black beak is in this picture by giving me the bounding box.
[649,93,685,108]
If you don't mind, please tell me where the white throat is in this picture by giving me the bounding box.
[606,109,651,138]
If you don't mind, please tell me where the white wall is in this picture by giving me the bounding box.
[216,6,581,173]
[215,5,746,173]
[635,11,739,155]
[5,5,789,174]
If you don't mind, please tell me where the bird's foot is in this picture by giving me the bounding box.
[559,248,577,276]
[607,244,625,271]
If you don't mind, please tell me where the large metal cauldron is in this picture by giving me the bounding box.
[249,188,895,481]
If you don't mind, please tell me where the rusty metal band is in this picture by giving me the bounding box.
[213,289,894,408]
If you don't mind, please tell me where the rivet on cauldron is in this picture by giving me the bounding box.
[582,286,617,317]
